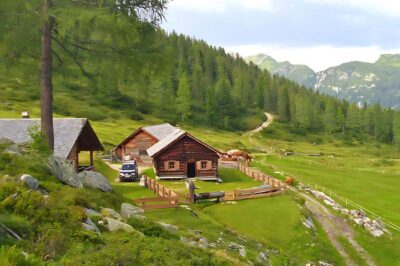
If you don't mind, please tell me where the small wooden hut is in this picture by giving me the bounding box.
[147,129,220,180]
[0,118,103,171]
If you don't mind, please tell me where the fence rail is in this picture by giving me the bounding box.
[142,175,190,204]
[221,160,286,201]
[305,182,400,233]
[133,196,179,211]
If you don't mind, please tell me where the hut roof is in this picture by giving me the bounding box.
[0,118,103,158]
[142,123,177,140]
[115,123,177,148]
[147,129,220,158]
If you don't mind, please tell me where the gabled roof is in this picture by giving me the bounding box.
[142,123,177,140]
[147,129,220,158]
[115,123,177,147]
[0,118,103,159]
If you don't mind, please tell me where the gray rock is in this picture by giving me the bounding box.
[0,138,14,146]
[120,203,144,218]
[228,242,246,257]
[4,144,21,155]
[82,218,100,233]
[49,158,82,188]
[101,208,121,219]
[105,217,143,235]
[198,237,208,248]
[158,222,178,232]
[78,171,112,192]
[303,216,316,231]
[257,252,270,265]
[20,174,39,190]
[85,208,102,218]
[209,243,217,248]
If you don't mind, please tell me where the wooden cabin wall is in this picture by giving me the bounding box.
[67,143,79,171]
[154,136,218,177]
[116,130,157,159]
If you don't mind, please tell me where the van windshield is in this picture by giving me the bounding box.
[122,164,135,170]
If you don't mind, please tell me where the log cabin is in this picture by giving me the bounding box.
[113,123,176,163]
[0,118,103,171]
[147,129,221,180]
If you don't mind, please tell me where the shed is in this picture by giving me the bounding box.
[113,123,177,163]
[0,118,103,171]
[147,129,220,180]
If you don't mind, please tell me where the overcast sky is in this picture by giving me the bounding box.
[161,0,400,71]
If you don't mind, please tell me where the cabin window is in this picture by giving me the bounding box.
[168,161,175,169]
[201,161,207,169]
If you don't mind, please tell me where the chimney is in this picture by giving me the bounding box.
[21,111,30,119]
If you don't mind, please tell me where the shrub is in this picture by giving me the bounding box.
[0,245,41,266]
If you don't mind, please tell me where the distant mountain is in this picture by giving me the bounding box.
[246,54,400,109]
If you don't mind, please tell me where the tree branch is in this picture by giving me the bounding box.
[51,36,90,77]
[51,50,63,67]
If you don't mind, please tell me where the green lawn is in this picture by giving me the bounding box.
[203,193,344,265]
[142,168,262,195]
[253,155,400,226]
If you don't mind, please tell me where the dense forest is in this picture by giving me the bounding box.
[0,0,399,145]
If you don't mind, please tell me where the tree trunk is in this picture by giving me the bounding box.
[40,0,54,152]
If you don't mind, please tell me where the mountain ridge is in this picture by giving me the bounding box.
[246,53,400,109]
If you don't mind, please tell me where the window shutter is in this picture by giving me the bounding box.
[206,160,212,170]
[174,161,180,170]
[196,161,202,170]
[164,161,169,170]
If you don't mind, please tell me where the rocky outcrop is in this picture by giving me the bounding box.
[78,171,112,192]
[49,158,82,188]
[105,217,143,235]
[82,218,100,233]
[49,158,112,192]
[101,208,121,219]
[120,203,144,219]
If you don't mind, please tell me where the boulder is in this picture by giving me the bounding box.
[120,203,144,218]
[228,242,246,257]
[158,222,178,233]
[49,158,82,188]
[82,218,100,233]
[257,252,270,265]
[20,174,39,190]
[85,208,102,218]
[4,144,21,155]
[101,208,121,219]
[105,217,143,235]
[0,138,14,146]
[198,237,209,248]
[78,171,113,192]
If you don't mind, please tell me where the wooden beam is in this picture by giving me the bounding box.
[89,150,94,166]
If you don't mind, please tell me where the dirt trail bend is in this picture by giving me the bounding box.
[292,187,376,266]
[243,112,274,136]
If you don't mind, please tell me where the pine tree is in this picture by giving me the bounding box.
[324,99,337,133]
[277,87,290,122]
[176,73,191,121]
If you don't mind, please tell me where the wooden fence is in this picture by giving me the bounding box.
[133,197,179,211]
[221,160,286,201]
[142,175,190,204]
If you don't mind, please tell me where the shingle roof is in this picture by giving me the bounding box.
[147,129,185,157]
[142,123,177,140]
[0,118,97,159]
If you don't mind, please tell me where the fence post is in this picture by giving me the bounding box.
[144,175,148,188]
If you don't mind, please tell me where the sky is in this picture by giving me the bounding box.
[161,0,400,71]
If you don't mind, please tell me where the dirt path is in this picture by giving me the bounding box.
[293,187,376,266]
[243,112,274,136]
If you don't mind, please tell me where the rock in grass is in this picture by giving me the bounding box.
[49,158,82,188]
[85,208,102,218]
[120,203,144,218]
[105,217,143,235]
[101,208,121,219]
[158,222,178,233]
[82,218,100,233]
[20,174,39,190]
[78,171,113,192]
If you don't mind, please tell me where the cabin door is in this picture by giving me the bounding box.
[187,162,196,178]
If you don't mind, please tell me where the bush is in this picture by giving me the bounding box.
[0,245,41,266]
[127,218,179,240]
